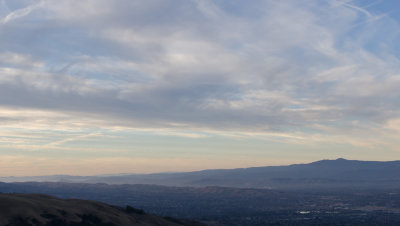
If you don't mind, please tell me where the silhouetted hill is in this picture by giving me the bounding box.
[0,193,201,226]
[2,158,400,189]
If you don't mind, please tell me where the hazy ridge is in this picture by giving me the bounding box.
[2,158,400,189]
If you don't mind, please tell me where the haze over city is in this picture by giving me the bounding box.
[1,0,400,176]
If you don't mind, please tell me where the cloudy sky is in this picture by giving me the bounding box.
[1,0,400,176]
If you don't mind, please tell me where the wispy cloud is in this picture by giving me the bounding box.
[0,0,43,24]
[1,0,399,131]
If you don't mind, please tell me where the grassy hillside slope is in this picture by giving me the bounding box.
[0,193,200,226]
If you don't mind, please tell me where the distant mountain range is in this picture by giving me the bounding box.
[0,193,202,226]
[2,158,400,189]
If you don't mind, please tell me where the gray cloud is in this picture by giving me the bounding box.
[0,0,399,134]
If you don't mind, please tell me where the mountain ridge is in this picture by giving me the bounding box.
[2,158,400,189]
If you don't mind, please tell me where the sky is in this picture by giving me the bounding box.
[1,0,400,176]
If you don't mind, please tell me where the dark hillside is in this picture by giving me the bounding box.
[0,193,202,226]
